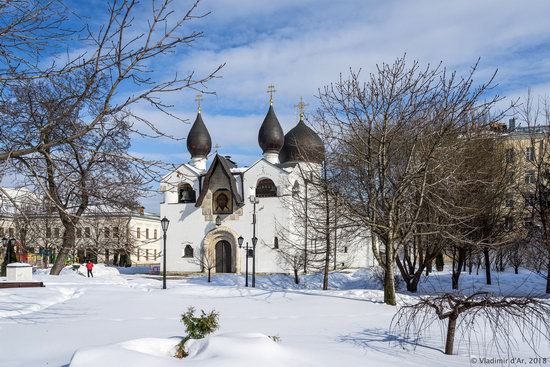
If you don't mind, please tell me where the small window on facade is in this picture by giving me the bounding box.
[274,237,279,249]
[8,227,14,237]
[137,227,141,239]
[113,227,119,238]
[505,195,514,208]
[505,171,514,185]
[146,249,149,261]
[145,228,149,239]
[137,249,140,261]
[104,227,110,238]
[505,148,514,164]
[0,227,4,237]
[504,216,514,231]
[85,227,91,238]
[256,179,277,198]
[183,245,194,258]
[178,183,196,203]
[76,228,82,238]
[154,229,157,239]
[46,227,52,238]
[526,146,535,162]
[525,171,536,184]
[344,246,348,253]
[154,249,157,259]
[525,194,536,208]
[54,227,60,238]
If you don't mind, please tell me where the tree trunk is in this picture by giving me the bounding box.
[514,266,519,274]
[406,278,419,292]
[445,315,458,355]
[425,258,432,276]
[383,240,397,305]
[208,268,211,283]
[484,247,491,285]
[546,256,550,294]
[293,268,300,285]
[322,165,331,291]
[435,252,444,271]
[50,225,76,275]
[452,247,466,290]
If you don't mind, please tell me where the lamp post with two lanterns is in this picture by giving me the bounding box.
[160,217,170,290]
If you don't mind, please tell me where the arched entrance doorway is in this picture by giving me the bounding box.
[215,240,233,273]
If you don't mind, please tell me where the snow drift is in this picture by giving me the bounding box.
[69,333,302,367]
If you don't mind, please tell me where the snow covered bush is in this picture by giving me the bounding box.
[175,307,219,358]
[371,266,404,291]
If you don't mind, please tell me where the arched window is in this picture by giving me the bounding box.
[178,183,196,203]
[256,179,277,198]
[183,245,194,258]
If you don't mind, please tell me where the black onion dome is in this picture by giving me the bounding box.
[279,118,325,163]
[187,113,212,158]
[258,105,284,153]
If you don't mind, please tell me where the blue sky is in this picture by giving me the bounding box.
[133,0,550,212]
[18,0,550,212]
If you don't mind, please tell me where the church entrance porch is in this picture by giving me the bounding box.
[215,240,233,273]
[202,226,240,274]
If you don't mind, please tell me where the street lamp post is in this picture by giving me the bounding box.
[160,217,170,290]
[237,236,248,287]
[252,236,257,287]
[250,195,259,288]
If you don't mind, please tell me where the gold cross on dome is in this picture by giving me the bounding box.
[267,84,276,105]
[195,94,203,113]
[294,97,308,119]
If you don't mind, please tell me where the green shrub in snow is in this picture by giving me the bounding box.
[175,306,219,358]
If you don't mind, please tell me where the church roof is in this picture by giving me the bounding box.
[187,112,212,158]
[258,105,284,154]
[195,154,244,209]
[279,118,325,164]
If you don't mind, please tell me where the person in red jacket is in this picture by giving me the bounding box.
[86,260,94,278]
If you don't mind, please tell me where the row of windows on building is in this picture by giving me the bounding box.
[0,227,15,237]
[42,226,157,240]
[505,146,536,163]
[505,171,536,185]
[504,216,534,231]
[136,227,157,240]
[177,179,279,203]
[505,194,536,208]
[43,226,122,239]
[135,248,159,261]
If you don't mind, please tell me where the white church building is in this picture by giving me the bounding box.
[160,97,373,275]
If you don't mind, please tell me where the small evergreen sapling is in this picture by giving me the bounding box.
[175,307,219,358]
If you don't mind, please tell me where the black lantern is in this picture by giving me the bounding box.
[238,236,244,248]
[160,217,170,232]
[1,237,7,247]
[215,215,222,226]
[252,237,258,246]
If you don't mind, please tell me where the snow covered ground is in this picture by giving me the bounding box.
[0,265,549,366]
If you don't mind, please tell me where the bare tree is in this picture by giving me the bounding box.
[392,292,550,356]
[191,247,216,283]
[316,58,503,304]
[513,94,550,293]
[1,0,222,195]
[277,162,360,289]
